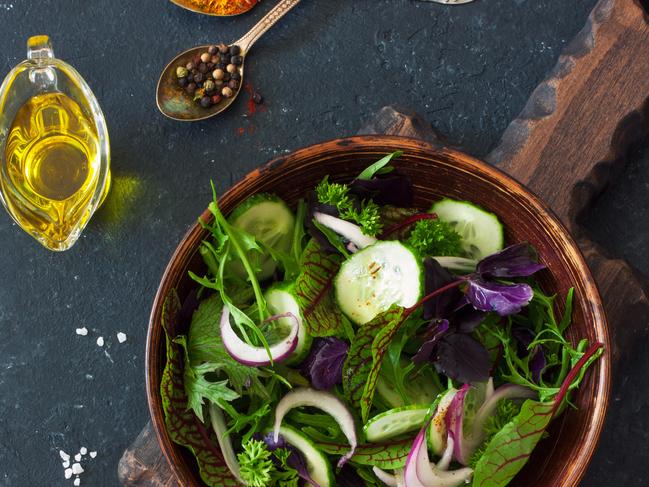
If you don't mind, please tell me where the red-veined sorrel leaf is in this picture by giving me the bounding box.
[295,238,344,336]
[315,438,413,469]
[472,342,604,487]
[342,306,405,422]
[160,291,239,487]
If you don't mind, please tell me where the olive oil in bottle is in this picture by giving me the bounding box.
[2,92,107,249]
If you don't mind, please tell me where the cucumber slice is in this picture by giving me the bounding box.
[229,194,295,280]
[430,198,504,260]
[277,425,334,487]
[364,405,429,442]
[335,241,423,325]
[376,364,440,409]
[427,388,458,455]
[264,283,312,365]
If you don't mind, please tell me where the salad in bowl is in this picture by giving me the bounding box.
[158,151,603,487]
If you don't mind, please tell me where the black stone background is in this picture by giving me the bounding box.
[0,0,647,485]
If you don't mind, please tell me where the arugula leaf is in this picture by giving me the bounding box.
[292,199,308,264]
[315,438,413,469]
[342,306,405,422]
[159,291,239,487]
[356,151,403,180]
[311,218,351,258]
[294,238,345,336]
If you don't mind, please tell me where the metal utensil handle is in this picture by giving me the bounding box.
[236,0,301,53]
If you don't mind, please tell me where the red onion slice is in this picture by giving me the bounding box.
[313,211,378,250]
[273,387,357,468]
[404,418,474,487]
[220,306,299,366]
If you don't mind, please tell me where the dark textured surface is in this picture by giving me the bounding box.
[0,0,635,485]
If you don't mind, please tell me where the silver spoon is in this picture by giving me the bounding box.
[157,0,301,122]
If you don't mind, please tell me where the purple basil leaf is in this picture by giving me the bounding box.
[349,174,413,207]
[477,243,546,278]
[335,465,367,486]
[423,258,463,320]
[413,319,450,364]
[453,305,487,333]
[434,332,491,383]
[301,337,349,390]
[466,278,534,316]
[512,326,547,382]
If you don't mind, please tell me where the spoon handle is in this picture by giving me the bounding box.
[236,0,301,53]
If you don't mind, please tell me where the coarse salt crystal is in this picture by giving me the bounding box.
[59,450,70,461]
[90,451,97,458]
[117,332,127,343]
[96,336,104,347]
[64,468,73,479]
[71,463,84,475]
[74,453,81,461]
[80,447,87,455]
[62,460,70,468]
[74,478,80,486]
[75,327,88,336]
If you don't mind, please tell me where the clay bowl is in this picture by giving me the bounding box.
[146,135,610,487]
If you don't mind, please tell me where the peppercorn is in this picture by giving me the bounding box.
[218,43,228,54]
[213,69,225,80]
[193,54,201,66]
[176,66,189,78]
[198,96,211,108]
[211,55,220,64]
[228,79,239,90]
[230,72,241,81]
[194,72,204,83]
[226,64,237,74]
[178,77,188,88]
[204,80,215,93]
[185,61,195,71]
[208,45,218,55]
[222,72,231,82]
[216,62,226,71]
[191,68,198,75]
[222,86,234,98]
[207,62,215,70]
[214,79,224,87]
[186,82,197,94]
[198,63,208,74]
[200,52,211,63]
[231,55,243,65]
[229,45,240,55]
[211,94,222,105]
[253,92,264,104]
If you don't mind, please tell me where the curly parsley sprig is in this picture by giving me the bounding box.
[315,176,383,236]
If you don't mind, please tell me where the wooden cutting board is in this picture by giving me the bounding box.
[118,0,649,484]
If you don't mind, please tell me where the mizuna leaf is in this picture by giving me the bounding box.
[160,291,239,487]
[342,306,405,422]
[472,341,604,487]
[295,238,344,336]
[315,438,413,469]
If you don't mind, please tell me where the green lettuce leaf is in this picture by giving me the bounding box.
[160,291,239,487]
[342,306,405,422]
[294,238,345,336]
[315,438,413,469]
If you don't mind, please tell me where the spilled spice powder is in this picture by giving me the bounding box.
[181,0,258,16]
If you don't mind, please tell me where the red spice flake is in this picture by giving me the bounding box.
[236,127,246,137]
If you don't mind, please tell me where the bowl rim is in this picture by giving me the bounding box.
[145,134,611,487]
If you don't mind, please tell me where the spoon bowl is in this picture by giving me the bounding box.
[157,0,300,122]
[156,45,245,122]
[169,0,258,17]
